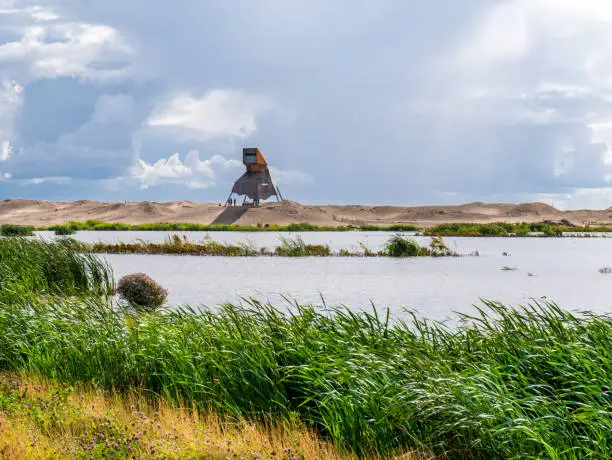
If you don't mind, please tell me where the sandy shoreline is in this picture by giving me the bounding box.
[0,199,611,228]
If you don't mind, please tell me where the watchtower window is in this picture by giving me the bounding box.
[244,153,257,163]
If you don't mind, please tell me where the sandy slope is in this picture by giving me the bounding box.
[0,199,611,227]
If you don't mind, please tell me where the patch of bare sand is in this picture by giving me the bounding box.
[0,199,611,227]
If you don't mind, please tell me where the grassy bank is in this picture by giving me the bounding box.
[87,234,456,257]
[0,372,360,460]
[46,220,419,232]
[2,296,611,458]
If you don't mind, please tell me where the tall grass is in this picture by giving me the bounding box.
[91,234,259,256]
[1,224,34,236]
[1,297,611,458]
[275,235,332,256]
[0,237,113,299]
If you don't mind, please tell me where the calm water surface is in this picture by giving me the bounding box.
[45,231,612,321]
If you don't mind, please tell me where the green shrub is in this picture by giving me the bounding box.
[384,234,420,257]
[1,224,34,236]
[52,225,76,236]
[116,273,168,311]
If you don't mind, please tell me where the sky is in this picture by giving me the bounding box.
[1,0,612,209]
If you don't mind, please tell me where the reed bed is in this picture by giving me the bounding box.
[1,295,611,458]
[0,237,113,300]
[1,224,34,236]
[89,234,456,258]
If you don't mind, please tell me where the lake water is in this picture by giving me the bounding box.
[36,231,612,322]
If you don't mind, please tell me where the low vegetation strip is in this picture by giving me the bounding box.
[30,219,612,236]
[424,221,612,236]
[87,234,456,257]
[45,220,420,232]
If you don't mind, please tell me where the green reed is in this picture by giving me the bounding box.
[1,224,35,236]
[89,234,455,258]
[0,237,114,300]
[1,293,610,458]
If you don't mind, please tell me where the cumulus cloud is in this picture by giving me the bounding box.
[131,151,243,189]
[147,90,272,141]
[0,20,133,84]
[0,79,23,162]
[130,150,311,191]
[2,0,612,207]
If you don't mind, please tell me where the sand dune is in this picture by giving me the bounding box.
[0,199,610,227]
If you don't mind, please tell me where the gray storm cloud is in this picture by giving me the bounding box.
[0,0,611,208]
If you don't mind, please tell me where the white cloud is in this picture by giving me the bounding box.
[0,22,133,82]
[147,89,272,141]
[0,140,13,161]
[0,3,134,85]
[28,7,59,22]
[0,79,23,161]
[131,151,242,189]
[25,176,70,185]
[130,150,311,191]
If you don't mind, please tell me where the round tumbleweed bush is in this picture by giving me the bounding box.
[116,273,168,311]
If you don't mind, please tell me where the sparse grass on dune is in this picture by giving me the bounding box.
[0,372,367,460]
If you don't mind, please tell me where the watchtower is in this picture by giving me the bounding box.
[226,148,283,206]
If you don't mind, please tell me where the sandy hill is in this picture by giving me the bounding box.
[0,199,610,227]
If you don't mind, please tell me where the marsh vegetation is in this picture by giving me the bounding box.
[89,234,457,258]
[0,238,611,458]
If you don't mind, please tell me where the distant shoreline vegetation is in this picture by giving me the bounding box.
[423,221,612,237]
[44,221,420,232]
[1,220,611,236]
